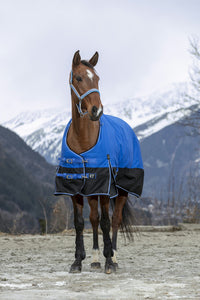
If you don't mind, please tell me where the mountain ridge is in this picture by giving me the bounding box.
[3,82,199,165]
[0,125,56,233]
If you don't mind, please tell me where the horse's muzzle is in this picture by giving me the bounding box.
[89,105,103,121]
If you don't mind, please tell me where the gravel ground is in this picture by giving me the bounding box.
[0,224,200,300]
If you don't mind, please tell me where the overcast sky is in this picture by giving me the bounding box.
[1,0,200,122]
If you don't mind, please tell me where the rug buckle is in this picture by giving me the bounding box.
[66,159,73,164]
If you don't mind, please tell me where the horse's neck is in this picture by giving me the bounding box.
[67,101,100,154]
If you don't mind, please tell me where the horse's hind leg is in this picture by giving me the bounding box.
[88,196,101,270]
[70,195,85,273]
[100,196,116,274]
[112,190,128,268]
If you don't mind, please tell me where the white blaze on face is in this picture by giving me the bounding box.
[86,69,94,81]
[96,105,102,116]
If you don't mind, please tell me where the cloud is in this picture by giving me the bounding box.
[1,0,200,121]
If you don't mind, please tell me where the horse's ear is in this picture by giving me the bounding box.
[89,51,99,67]
[73,50,81,66]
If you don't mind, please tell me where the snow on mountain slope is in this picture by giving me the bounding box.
[2,82,199,164]
[105,82,198,131]
[3,107,71,164]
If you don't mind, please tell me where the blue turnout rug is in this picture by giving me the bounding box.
[55,114,144,198]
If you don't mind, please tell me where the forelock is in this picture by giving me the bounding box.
[81,60,94,69]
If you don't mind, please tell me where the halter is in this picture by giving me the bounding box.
[70,71,101,116]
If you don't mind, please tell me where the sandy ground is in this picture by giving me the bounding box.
[0,224,200,300]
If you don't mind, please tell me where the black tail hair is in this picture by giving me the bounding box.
[110,196,137,241]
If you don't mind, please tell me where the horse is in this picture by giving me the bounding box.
[55,51,144,274]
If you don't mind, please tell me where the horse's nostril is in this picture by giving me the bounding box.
[92,106,98,116]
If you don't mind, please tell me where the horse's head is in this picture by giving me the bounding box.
[70,50,103,121]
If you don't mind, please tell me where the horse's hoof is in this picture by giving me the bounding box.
[113,262,119,269]
[69,260,82,273]
[91,262,101,270]
[105,258,116,274]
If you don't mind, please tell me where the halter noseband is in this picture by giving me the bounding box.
[70,71,101,116]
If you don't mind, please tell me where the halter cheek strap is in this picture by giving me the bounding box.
[70,71,101,116]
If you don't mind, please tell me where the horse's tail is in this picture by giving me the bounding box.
[110,196,136,241]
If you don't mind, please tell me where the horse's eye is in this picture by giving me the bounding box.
[76,76,82,82]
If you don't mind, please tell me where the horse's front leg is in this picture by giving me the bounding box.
[100,196,116,274]
[70,195,85,273]
[112,190,128,268]
[88,196,101,270]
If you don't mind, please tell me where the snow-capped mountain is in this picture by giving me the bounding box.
[2,82,199,165]
[3,108,71,165]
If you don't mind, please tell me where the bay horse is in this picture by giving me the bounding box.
[55,51,144,274]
